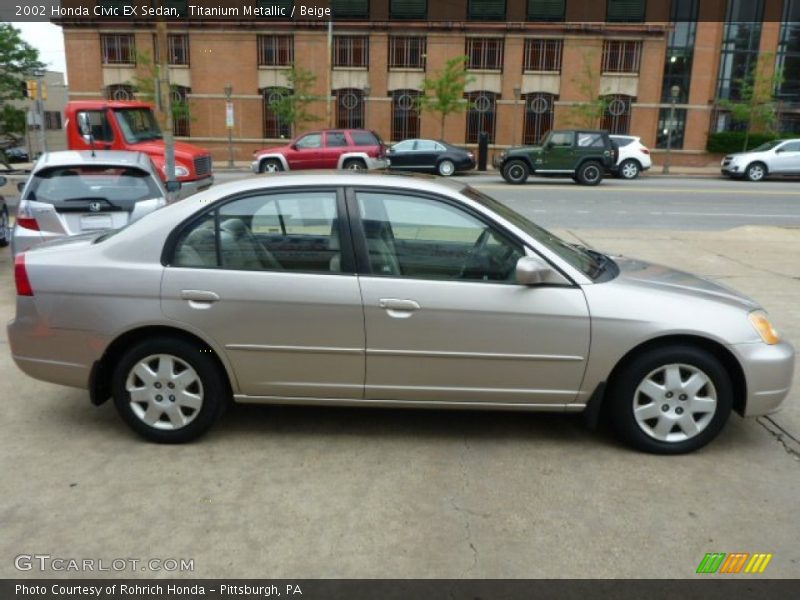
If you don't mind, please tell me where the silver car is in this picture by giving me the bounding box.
[721,138,800,181]
[12,150,167,255]
[7,173,795,453]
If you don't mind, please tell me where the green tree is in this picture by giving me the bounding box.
[718,53,784,152]
[0,23,45,166]
[419,56,475,138]
[128,50,192,129]
[269,66,323,136]
[564,50,608,129]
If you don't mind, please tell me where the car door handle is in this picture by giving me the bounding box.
[181,290,220,303]
[379,298,420,314]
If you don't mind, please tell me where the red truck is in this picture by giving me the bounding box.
[65,100,213,195]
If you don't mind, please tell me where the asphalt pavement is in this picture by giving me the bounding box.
[0,174,798,579]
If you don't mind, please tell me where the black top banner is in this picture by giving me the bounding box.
[0,0,796,24]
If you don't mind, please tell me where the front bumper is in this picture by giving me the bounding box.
[731,340,795,416]
[250,160,260,173]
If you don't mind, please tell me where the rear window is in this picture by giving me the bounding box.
[612,137,635,147]
[25,166,162,205]
[351,131,379,146]
[577,133,606,148]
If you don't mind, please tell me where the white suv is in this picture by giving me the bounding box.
[721,139,800,181]
[609,135,652,179]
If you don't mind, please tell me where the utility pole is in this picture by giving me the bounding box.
[156,16,176,187]
[225,84,234,167]
[327,19,333,128]
[32,70,47,155]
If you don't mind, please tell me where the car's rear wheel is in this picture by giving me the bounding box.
[0,205,9,247]
[576,161,603,186]
[437,159,456,177]
[112,338,228,443]
[618,159,641,180]
[502,159,529,184]
[607,345,732,454]
[343,158,367,171]
[745,162,767,182]
[260,159,283,173]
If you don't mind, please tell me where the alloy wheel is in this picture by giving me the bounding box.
[620,160,639,179]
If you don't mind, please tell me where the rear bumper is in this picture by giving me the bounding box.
[178,175,214,198]
[367,157,390,170]
[731,340,795,417]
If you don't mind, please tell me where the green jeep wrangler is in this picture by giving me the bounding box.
[494,130,618,186]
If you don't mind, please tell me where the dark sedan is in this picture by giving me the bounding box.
[387,139,475,176]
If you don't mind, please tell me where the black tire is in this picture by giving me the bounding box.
[343,158,367,171]
[0,206,9,248]
[617,159,641,180]
[112,337,229,443]
[576,161,603,186]
[437,159,456,177]
[607,345,733,454]
[745,162,767,182]
[502,159,529,184]
[260,159,283,173]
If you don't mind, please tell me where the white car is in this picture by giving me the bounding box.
[610,135,652,179]
[721,139,800,181]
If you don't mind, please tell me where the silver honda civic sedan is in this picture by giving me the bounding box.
[7,173,795,453]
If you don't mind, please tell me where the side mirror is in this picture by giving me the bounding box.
[0,176,6,187]
[165,180,182,193]
[515,255,567,286]
[77,112,92,136]
[775,147,785,153]
[386,147,394,154]
[17,181,26,193]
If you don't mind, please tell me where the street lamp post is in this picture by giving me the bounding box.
[33,69,47,155]
[513,87,521,146]
[663,85,681,175]
[224,84,234,168]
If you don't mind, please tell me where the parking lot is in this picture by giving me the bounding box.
[1,174,799,578]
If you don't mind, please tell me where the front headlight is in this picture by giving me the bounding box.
[749,310,780,345]
[162,164,190,178]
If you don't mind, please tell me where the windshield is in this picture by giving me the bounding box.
[25,166,163,206]
[115,108,163,144]
[751,140,781,152]
[461,186,608,279]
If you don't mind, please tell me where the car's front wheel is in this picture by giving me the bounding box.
[112,338,229,443]
[576,161,603,186]
[608,345,733,454]
[745,162,767,182]
[260,159,283,173]
[437,159,456,177]
[0,205,9,247]
[617,159,641,180]
[502,159,529,184]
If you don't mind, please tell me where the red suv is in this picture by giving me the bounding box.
[251,129,389,173]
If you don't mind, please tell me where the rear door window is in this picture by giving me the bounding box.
[577,133,606,147]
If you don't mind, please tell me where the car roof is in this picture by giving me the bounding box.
[193,171,467,200]
[32,150,153,171]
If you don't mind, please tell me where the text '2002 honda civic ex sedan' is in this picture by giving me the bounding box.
[7,173,795,453]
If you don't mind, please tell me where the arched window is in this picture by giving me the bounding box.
[390,89,421,140]
[335,88,365,129]
[172,85,191,137]
[522,92,556,144]
[261,87,292,139]
[601,94,634,135]
[465,91,497,143]
[105,84,135,101]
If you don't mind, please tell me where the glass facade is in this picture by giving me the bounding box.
[777,0,800,103]
[661,0,698,104]
[716,0,764,102]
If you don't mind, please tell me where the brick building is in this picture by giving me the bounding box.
[59,0,800,165]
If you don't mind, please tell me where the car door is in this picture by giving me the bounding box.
[161,187,365,399]
[323,131,349,168]
[288,132,324,169]
[541,131,576,171]
[387,140,416,168]
[771,141,800,173]
[349,188,591,406]
[411,140,439,170]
